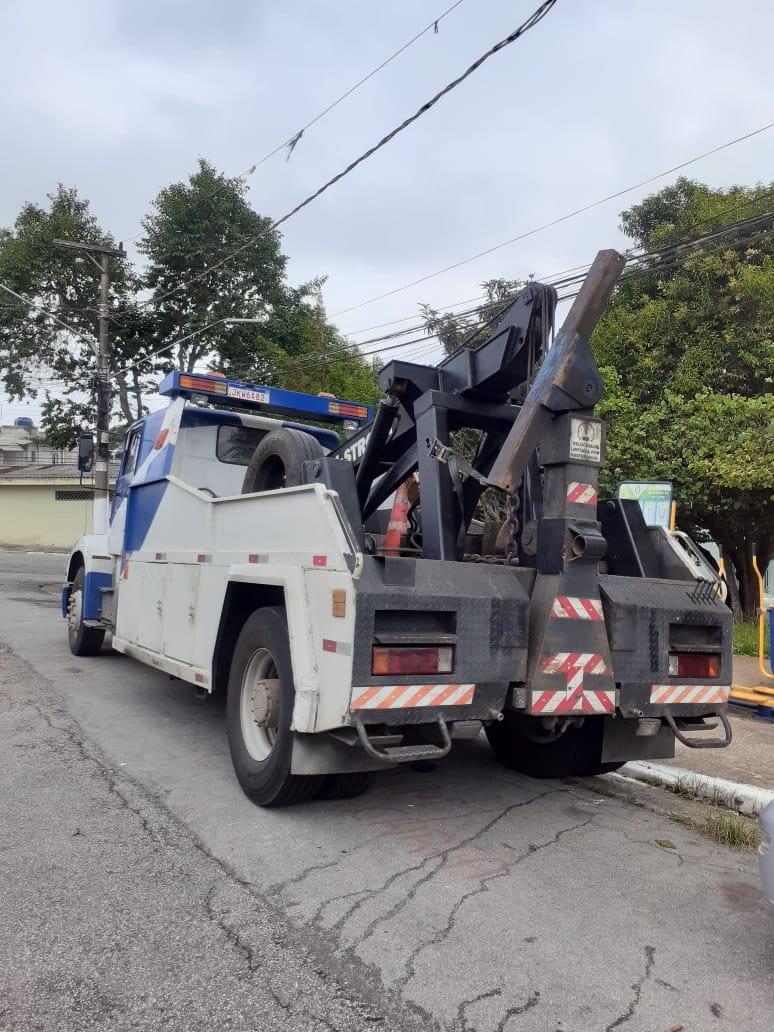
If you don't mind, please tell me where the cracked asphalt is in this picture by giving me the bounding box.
[1,552,772,1031]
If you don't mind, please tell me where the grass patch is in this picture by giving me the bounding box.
[671,807,761,851]
[671,775,736,808]
[733,618,770,658]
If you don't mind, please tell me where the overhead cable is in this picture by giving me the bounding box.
[125,0,558,315]
[238,0,469,172]
[330,120,774,316]
[284,212,774,370]
[0,282,98,355]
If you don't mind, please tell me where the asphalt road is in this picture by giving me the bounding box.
[1,551,772,1032]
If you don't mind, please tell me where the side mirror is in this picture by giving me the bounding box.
[78,433,94,473]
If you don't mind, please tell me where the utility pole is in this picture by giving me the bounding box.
[54,238,127,535]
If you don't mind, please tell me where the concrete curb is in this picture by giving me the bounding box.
[0,546,68,556]
[611,760,774,817]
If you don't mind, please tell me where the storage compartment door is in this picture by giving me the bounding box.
[163,564,201,663]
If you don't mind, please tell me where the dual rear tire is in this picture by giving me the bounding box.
[485,712,623,778]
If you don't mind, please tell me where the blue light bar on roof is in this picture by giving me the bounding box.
[158,371,372,425]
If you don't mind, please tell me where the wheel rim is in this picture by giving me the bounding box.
[68,588,82,637]
[239,647,280,762]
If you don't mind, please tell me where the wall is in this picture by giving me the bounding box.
[0,484,94,548]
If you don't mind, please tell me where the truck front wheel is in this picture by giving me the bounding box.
[486,713,621,778]
[67,567,106,657]
[226,607,323,806]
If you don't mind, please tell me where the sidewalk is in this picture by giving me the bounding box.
[659,655,774,791]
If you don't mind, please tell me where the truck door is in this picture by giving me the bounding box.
[109,423,143,556]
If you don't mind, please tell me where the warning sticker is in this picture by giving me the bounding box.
[569,418,602,463]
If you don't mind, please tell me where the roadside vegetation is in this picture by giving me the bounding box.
[733,619,771,658]
[671,806,761,851]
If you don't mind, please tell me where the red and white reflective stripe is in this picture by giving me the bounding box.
[650,684,731,705]
[531,688,615,714]
[540,652,609,689]
[351,683,475,710]
[551,596,603,620]
[566,482,598,505]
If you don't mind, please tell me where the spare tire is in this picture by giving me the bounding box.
[242,428,325,494]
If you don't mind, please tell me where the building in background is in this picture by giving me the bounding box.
[0,418,73,466]
[0,463,118,549]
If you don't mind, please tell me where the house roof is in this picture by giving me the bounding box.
[0,463,120,482]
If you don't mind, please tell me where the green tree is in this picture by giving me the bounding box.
[0,185,160,447]
[215,277,381,407]
[138,159,286,374]
[0,167,380,448]
[593,178,774,614]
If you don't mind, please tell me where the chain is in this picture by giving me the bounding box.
[506,487,521,561]
[494,486,520,562]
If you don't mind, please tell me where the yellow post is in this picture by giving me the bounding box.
[717,548,726,600]
[669,501,677,532]
[751,547,774,681]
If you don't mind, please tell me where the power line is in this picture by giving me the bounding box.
[337,187,774,340]
[342,292,487,337]
[0,282,98,355]
[270,0,557,231]
[122,0,558,317]
[283,211,774,370]
[121,0,469,244]
[330,120,774,317]
[237,0,469,174]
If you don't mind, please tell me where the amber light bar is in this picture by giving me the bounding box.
[178,374,228,395]
[328,401,370,420]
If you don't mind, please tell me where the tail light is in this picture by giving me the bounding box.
[372,646,453,676]
[668,653,720,678]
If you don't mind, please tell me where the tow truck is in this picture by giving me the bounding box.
[63,250,733,806]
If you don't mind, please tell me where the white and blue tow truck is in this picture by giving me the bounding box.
[64,252,734,807]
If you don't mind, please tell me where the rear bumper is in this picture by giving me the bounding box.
[618,681,731,718]
[349,681,507,726]
[348,556,531,725]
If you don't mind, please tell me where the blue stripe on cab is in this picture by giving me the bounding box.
[124,479,168,553]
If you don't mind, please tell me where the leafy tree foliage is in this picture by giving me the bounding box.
[0,186,161,446]
[594,178,774,614]
[418,179,772,613]
[0,164,379,448]
[214,277,380,405]
[138,160,286,373]
[421,277,524,356]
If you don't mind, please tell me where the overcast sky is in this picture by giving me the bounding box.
[1,0,772,423]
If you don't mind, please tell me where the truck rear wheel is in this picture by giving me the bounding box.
[241,429,325,494]
[226,606,323,806]
[317,772,376,800]
[67,567,106,657]
[486,713,619,779]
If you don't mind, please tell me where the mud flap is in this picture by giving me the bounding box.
[601,716,676,764]
[291,731,395,775]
